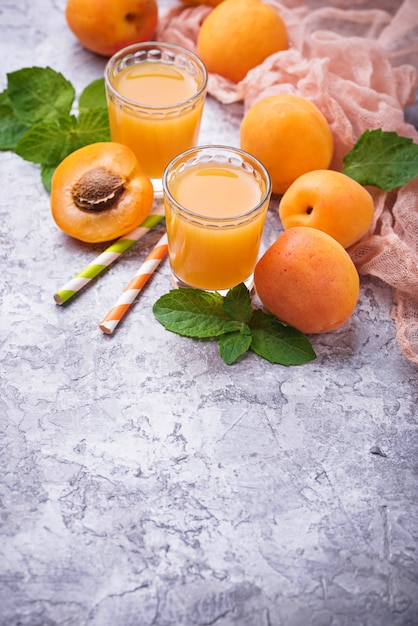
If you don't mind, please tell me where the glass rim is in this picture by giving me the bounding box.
[104,41,208,111]
[162,144,272,223]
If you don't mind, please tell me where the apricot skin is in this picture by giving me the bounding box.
[65,0,158,57]
[279,170,375,248]
[196,0,288,83]
[254,227,360,334]
[51,142,154,243]
[240,94,334,195]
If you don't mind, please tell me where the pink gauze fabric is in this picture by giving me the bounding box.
[157,0,418,365]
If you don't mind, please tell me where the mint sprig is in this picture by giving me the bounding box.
[0,67,110,191]
[7,66,75,124]
[153,283,316,366]
[0,90,29,150]
[342,128,418,191]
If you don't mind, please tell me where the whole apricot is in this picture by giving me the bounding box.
[279,170,375,248]
[51,142,154,243]
[196,0,288,83]
[65,0,158,57]
[254,227,360,334]
[240,94,334,195]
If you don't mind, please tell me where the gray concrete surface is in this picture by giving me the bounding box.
[1,1,418,625]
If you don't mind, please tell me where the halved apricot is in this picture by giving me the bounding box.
[50,142,154,243]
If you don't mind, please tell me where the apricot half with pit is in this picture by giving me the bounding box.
[51,142,154,243]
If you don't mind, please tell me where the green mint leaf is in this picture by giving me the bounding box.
[222,282,253,323]
[77,108,110,143]
[0,90,8,106]
[3,69,112,190]
[0,91,29,150]
[7,66,75,125]
[15,109,110,168]
[343,129,418,191]
[154,286,316,367]
[41,164,56,193]
[78,78,108,111]
[219,326,252,364]
[153,288,244,338]
[249,309,316,365]
[15,115,79,165]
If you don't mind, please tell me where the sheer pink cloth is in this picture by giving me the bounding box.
[158,0,418,364]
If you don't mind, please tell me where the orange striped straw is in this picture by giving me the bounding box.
[99,233,168,335]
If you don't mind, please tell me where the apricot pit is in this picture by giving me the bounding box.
[71,167,126,211]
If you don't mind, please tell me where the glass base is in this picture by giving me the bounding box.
[170,270,254,296]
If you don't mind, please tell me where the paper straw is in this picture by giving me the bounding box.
[54,204,166,305]
[99,232,168,335]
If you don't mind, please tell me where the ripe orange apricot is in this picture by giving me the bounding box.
[254,227,360,334]
[51,142,154,243]
[65,0,158,57]
[196,0,288,83]
[279,170,375,248]
[240,94,334,195]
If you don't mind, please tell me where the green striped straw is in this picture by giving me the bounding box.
[54,204,165,305]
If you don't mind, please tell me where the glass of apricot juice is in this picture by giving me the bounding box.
[104,42,208,196]
[163,145,272,292]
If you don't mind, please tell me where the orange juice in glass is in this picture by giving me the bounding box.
[105,42,208,195]
[163,146,272,292]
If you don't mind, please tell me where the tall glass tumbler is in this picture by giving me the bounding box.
[105,42,208,196]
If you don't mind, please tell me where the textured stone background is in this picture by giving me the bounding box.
[1,1,418,625]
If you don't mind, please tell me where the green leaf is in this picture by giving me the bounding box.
[41,164,57,192]
[77,108,110,143]
[0,90,9,106]
[7,66,75,125]
[153,288,244,338]
[79,78,108,111]
[249,309,316,365]
[0,94,29,150]
[15,116,79,165]
[1,68,112,190]
[222,282,253,323]
[343,129,418,191]
[15,110,110,167]
[153,285,316,367]
[219,326,252,364]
